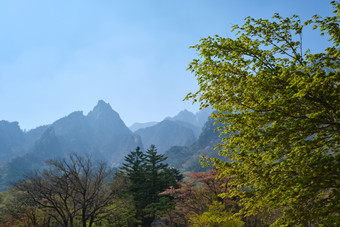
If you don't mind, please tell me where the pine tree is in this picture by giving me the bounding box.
[121,146,148,218]
[121,145,183,226]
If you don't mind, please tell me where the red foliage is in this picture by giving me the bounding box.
[160,169,237,225]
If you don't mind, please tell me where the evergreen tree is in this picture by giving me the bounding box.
[144,145,169,204]
[121,145,183,226]
[121,146,148,219]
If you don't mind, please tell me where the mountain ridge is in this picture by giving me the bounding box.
[0,101,214,191]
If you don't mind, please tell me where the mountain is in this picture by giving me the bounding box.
[164,116,228,172]
[168,109,196,125]
[0,121,25,163]
[133,108,213,155]
[0,127,63,191]
[0,100,143,190]
[130,108,213,135]
[34,100,142,165]
[165,108,213,137]
[0,102,214,190]
[168,108,212,128]
[0,121,49,164]
[129,121,158,132]
[135,120,196,154]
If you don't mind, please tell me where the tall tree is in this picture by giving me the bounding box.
[121,145,183,226]
[185,1,340,226]
[121,146,148,216]
[144,145,169,204]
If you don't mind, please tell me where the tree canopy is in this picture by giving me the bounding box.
[186,1,340,226]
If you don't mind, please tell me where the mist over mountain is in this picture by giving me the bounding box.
[0,101,214,191]
[130,108,212,134]
[129,122,158,132]
[0,121,49,164]
[133,108,213,154]
[167,108,212,128]
[0,100,143,190]
[135,120,196,154]
[0,121,24,162]
[165,108,212,137]
[164,116,227,172]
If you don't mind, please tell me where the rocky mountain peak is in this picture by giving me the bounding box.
[88,100,120,120]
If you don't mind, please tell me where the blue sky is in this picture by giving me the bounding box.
[0,0,334,130]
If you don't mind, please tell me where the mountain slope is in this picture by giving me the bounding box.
[0,100,143,190]
[135,120,196,154]
[0,121,25,163]
[129,122,158,132]
[165,116,227,172]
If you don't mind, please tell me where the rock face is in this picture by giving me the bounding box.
[0,121,50,164]
[0,121,25,163]
[0,100,143,190]
[35,100,142,166]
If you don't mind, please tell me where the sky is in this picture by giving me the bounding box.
[0,0,335,130]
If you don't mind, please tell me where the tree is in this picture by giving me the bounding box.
[121,146,148,221]
[98,171,137,226]
[189,201,244,227]
[185,2,340,226]
[161,170,239,226]
[121,145,183,226]
[0,188,51,226]
[15,153,116,227]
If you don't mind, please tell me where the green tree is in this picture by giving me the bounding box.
[186,2,340,226]
[121,146,148,221]
[189,201,244,227]
[0,188,51,226]
[121,145,183,226]
[144,145,172,204]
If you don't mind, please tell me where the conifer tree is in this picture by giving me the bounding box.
[121,145,183,226]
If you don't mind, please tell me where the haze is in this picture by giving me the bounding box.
[0,0,333,130]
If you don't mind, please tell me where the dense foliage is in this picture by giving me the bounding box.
[186,1,340,226]
[121,145,183,226]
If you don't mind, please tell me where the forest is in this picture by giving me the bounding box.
[0,146,265,226]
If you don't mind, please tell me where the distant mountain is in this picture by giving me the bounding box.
[129,121,158,132]
[135,120,196,154]
[164,116,228,172]
[24,125,50,148]
[165,108,213,137]
[132,108,213,155]
[0,102,214,190]
[0,127,63,191]
[0,121,49,164]
[167,109,196,125]
[0,121,25,163]
[168,108,212,128]
[0,100,143,190]
[130,108,213,135]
